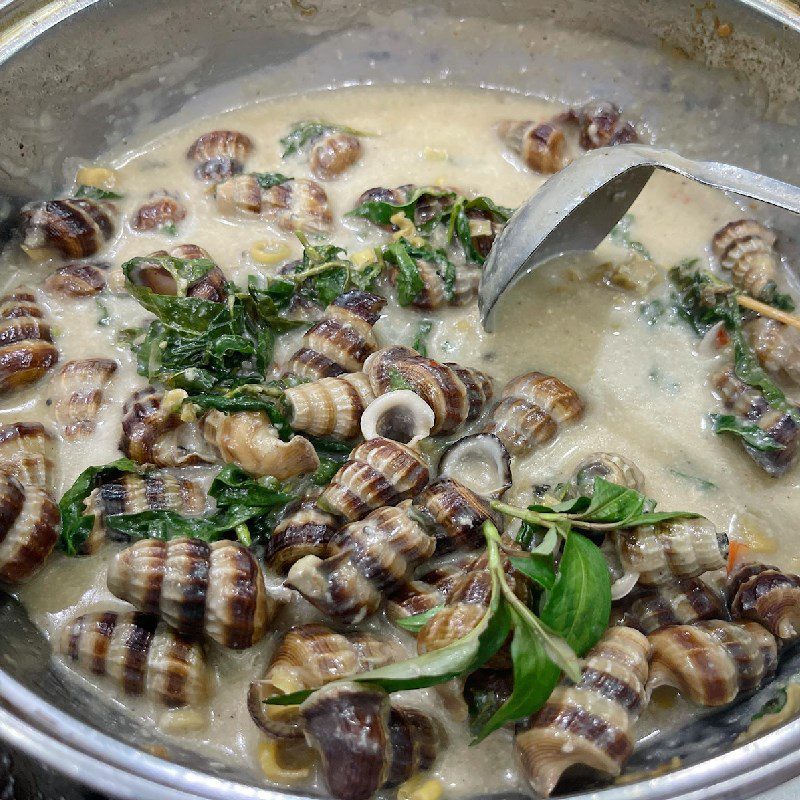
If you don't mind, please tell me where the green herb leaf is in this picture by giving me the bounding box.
[509,554,556,591]
[384,240,425,307]
[412,319,433,357]
[388,367,414,391]
[251,172,291,189]
[348,186,456,229]
[710,413,785,452]
[540,533,611,656]
[96,299,110,327]
[58,459,141,556]
[753,687,788,721]
[280,121,367,158]
[395,606,445,633]
[577,478,648,524]
[610,214,651,260]
[209,464,294,509]
[74,185,123,200]
[311,457,342,486]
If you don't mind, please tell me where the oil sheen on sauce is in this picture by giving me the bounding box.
[3,85,796,796]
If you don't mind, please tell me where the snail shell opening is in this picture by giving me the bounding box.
[360,390,435,446]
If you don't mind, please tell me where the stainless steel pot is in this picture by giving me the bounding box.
[2,1,800,798]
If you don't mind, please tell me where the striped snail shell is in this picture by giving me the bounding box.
[364,346,493,435]
[247,623,401,739]
[712,219,780,301]
[712,368,799,476]
[286,291,386,381]
[569,451,644,495]
[286,503,435,624]
[187,129,253,182]
[299,682,443,800]
[44,263,107,297]
[395,258,448,310]
[496,119,567,174]
[201,409,319,480]
[0,422,55,490]
[728,562,800,646]
[284,372,374,439]
[131,191,187,232]
[745,317,800,386]
[436,433,511,499]
[309,131,362,180]
[0,470,59,585]
[609,518,728,587]
[107,537,276,649]
[622,576,730,635]
[318,437,429,522]
[647,619,777,706]
[121,387,215,468]
[261,178,332,233]
[214,174,264,216]
[573,100,639,149]
[21,197,116,260]
[0,291,58,394]
[127,244,228,303]
[515,626,650,797]
[264,493,340,574]
[411,477,498,554]
[484,371,583,457]
[59,610,209,707]
[386,557,473,622]
[451,263,482,306]
[82,471,206,555]
[54,358,118,438]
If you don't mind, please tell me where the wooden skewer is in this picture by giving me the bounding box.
[736,294,800,332]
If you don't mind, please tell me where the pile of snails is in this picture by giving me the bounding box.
[4,109,800,800]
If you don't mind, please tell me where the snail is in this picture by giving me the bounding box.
[0,291,58,394]
[568,451,644,496]
[54,358,118,438]
[621,576,730,635]
[728,562,800,647]
[284,372,375,439]
[515,626,650,797]
[247,623,401,739]
[300,682,443,800]
[131,191,187,232]
[0,470,59,584]
[359,390,435,445]
[647,619,777,706]
[121,387,215,468]
[59,610,209,707]
[21,197,116,260]
[286,503,435,624]
[496,119,567,174]
[484,370,583,457]
[286,290,386,381]
[712,368,799,476]
[214,174,263,216]
[201,409,319,480]
[436,433,511,499]
[0,422,55,490]
[386,557,474,622]
[264,492,340,574]
[745,317,800,386]
[317,437,429,522]
[364,346,493,435]
[81,471,206,555]
[187,129,253,182]
[572,100,639,149]
[608,518,728,587]
[411,477,500,554]
[261,178,332,233]
[43,263,107,297]
[126,244,228,303]
[309,130,362,180]
[712,219,781,302]
[107,537,277,649]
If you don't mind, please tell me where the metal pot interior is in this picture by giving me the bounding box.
[2,1,800,798]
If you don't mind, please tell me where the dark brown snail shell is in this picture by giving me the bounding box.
[261,178,332,233]
[54,358,118,439]
[309,131,362,180]
[569,451,644,495]
[712,219,780,301]
[132,192,187,232]
[43,263,107,297]
[187,130,253,183]
[59,610,209,707]
[573,100,639,149]
[496,119,567,174]
[0,422,55,490]
[21,197,116,259]
[107,537,277,649]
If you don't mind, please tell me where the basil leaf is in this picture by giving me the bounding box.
[58,459,141,556]
[618,510,703,527]
[509,554,556,591]
[280,121,366,158]
[251,172,291,189]
[412,320,433,356]
[578,477,647,523]
[348,186,456,228]
[473,607,561,741]
[311,457,342,486]
[384,240,424,306]
[105,506,261,543]
[75,185,123,200]
[540,533,611,656]
[395,605,445,633]
[209,464,293,509]
[711,413,785,452]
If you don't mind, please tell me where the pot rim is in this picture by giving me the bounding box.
[3,0,800,798]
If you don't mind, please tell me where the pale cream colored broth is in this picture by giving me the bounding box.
[2,84,795,796]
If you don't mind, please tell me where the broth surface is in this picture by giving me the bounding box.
[2,84,797,796]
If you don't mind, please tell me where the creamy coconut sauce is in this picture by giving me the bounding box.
[2,84,797,795]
